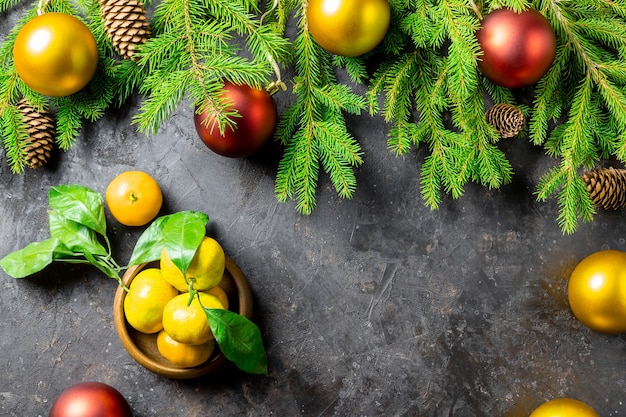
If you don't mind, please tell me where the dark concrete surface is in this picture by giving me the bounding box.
[2,8,626,417]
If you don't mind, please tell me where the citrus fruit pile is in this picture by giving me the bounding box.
[123,236,229,368]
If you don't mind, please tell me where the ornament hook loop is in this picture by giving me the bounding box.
[259,0,280,26]
[36,0,50,15]
[259,0,286,95]
[266,80,287,95]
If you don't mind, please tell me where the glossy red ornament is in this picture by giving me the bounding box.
[194,82,278,158]
[49,381,132,417]
[476,8,556,89]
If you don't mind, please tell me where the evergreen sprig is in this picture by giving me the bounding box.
[530,0,626,233]
[2,0,626,233]
[0,0,287,172]
[0,0,119,173]
[370,0,513,209]
[367,0,626,233]
[273,2,367,214]
[131,0,290,135]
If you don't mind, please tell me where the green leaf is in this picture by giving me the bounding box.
[127,214,170,266]
[162,211,209,275]
[0,238,64,278]
[204,308,268,375]
[49,184,107,237]
[48,209,108,256]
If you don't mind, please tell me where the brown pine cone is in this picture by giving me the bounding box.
[485,103,525,138]
[582,167,626,210]
[16,99,55,169]
[100,0,150,60]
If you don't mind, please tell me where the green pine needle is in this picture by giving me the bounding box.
[1,102,28,173]
[273,3,365,213]
[132,0,288,135]
[0,0,624,234]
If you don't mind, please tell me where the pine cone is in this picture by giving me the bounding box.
[100,0,150,60]
[16,99,55,169]
[582,167,626,210]
[485,103,525,138]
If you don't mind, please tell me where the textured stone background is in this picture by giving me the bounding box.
[2,5,626,417]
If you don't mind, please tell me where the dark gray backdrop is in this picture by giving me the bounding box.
[1,6,626,417]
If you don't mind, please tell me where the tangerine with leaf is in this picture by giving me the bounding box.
[160,236,225,292]
[162,292,225,345]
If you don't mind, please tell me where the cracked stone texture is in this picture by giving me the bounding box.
[2,7,626,417]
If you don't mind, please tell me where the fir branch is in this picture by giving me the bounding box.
[379,52,420,124]
[133,0,287,135]
[529,44,572,146]
[315,119,361,198]
[481,78,515,106]
[530,0,626,232]
[200,0,289,65]
[312,84,367,116]
[275,98,301,145]
[454,86,512,189]
[271,0,298,34]
[372,0,511,210]
[419,152,442,209]
[274,2,365,214]
[401,2,435,49]
[197,55,270,87]
[436,3,481,101]
[0,66,20,112]
[73,55,118,121]
[54,98,84,150]
[0,0,22,13]
[423,130,467,203]
[333,56,368,84]
[135,70,192,134]
[0,101,28,173]
[112,60,148,107]
[136,29,193,75]
[553,165,595,234]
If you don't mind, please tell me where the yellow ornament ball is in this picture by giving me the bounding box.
[13,12,98,97]
[529,398,599,417]
[567,250,626,333]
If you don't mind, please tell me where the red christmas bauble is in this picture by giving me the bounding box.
[194,82,277,158]
[49,381,132,417]
[476,8,556,89]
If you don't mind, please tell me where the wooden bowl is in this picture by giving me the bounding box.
[113,256,253,379]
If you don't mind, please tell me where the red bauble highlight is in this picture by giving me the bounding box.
[48,381,132,417]
[476,8,556,89]
[194,82,278,158]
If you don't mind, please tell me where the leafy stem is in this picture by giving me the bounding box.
[0,184,269,375]
[187,285,198,306]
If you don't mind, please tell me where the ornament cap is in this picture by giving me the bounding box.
[266,80,287,95]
